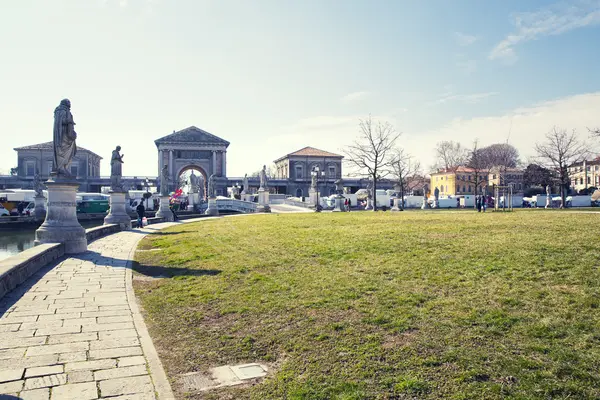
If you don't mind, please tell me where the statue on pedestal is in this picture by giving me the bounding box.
[33,173,45,197]
[242,173,249,194]
[208,174,216,198]
[259,165,268,190]
[545,184,551,208]
[189,172,199,193]
[160,165,170,196]
[311,171,317,190]
[52,99,78,178]
[110,146,124,192]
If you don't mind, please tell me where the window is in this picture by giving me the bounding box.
[588,176,591,184]
[26,161,35,177]
[328,166,335,178]
[493,174,497,179]
[70,162,79,177]
[295,166,302,179]
[47,161,53,175]
[468,185,472,192]
[468,175,471,181]
[463,186,466,192]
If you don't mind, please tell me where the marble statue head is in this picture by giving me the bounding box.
[116,146,121,151]
[60,98,71,109]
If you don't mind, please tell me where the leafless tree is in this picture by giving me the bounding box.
[466,139,492,208]
[344,115,401,211]
[390,148,422,210]
[479,143,520,186]
[535,127,589,207]
[433,140,468,172]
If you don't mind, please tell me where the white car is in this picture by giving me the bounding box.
[0,204,9,216]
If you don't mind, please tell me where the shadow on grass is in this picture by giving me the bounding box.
[132,261,221,278]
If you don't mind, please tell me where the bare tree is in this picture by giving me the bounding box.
[344,115,401,211]
[466,139,492,208]
[390,148,421,210]
[535,127,589,207]
[433,141,468,172]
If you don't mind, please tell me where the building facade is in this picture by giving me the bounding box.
[488,167,525,193]
[568,159,600,192]
[430,167,488,196]
[273,147,343,198]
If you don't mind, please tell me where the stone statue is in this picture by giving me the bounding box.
[189,172,199,194]
[545,184,551,209]
[160,165,170,196]
[434,187,440,201]
[52,99,77,177]
[242,173,249,194]
[259,165,268,190]
[33,173,45,197]
[335,178,344,193]
[208,174,216,198]
[198,176,205,200]
[367,180,373,199]
[110,146,124,191]
[311,171,318,189]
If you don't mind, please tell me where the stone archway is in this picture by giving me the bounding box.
[177,164,208,200]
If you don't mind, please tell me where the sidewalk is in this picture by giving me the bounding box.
[0,222,185,400]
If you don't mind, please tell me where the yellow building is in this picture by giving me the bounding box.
[430,167,486,196]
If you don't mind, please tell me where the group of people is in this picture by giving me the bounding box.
[343,198,352,211]
[476,195,488,212]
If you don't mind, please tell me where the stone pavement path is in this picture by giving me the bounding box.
[0,222,184,400]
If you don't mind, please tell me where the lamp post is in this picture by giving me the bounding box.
[311,166,324,211]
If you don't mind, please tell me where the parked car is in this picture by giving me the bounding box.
[0,204,9,216]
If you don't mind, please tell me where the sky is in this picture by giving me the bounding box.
[1,0,599,178]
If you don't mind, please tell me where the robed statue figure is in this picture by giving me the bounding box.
[160,165,170,196]
[110,146,124,191]
[208,174,216,198]
[53,99,77,177]
[259,165,268,190]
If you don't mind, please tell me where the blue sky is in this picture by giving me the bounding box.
[1,0,599,177]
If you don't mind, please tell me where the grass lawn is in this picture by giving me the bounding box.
[133,211,600,399]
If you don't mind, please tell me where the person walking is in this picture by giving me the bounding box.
[476,196,481,212]
[170,203,179,221]
[346,198,351,212]
[136,202,145,228]
[482,196,487,212]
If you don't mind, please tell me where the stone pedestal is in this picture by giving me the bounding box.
[205,197,219,216]
[35,180,87,254]
[156,196,174,222]
[257,189,271,213]
[187,193,198,211]
[33,195,47,220]
[333,195,344,212]
[391,197,401,211]
[365,198,373,210]
[545,196,551,209]
[309,189,318,206]
[421,197,429,210]
[104,191,132,230]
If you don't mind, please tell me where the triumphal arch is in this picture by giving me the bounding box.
[154,126,230,196]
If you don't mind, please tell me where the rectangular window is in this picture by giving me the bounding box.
[295,166,302,179]
[328,166,335,178]
[587,176,591,184]
[26,161,35,177]
[70,162,79,177]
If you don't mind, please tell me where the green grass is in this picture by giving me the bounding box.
[133,211,600,399]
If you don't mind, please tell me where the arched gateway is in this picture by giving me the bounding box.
[154,126,230,196]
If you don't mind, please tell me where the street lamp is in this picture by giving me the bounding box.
[311,166,325,211]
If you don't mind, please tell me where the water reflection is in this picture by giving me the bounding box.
[0,220,105,261]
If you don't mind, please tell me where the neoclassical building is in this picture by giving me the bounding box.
[273,147,343,197]
[154,126,230,196]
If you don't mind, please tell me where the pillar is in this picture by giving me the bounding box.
[212,151,217,176]
[221,151,226,177]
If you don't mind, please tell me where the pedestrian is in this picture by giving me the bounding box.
[482,196,487,212]
[476,196,481,212]
[17,202,25,216]
[170,203,179,221]
[136,202,145,228]
[346,198,351,212]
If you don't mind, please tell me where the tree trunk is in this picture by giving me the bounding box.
[372,173,378,211]
[400,184,405,211]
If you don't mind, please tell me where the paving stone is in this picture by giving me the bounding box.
[0,355,59,370]
[97,315,133,324]
[67,370,94,383]
[99,375,154,397]
[0,336,47,349]
[58,352,87,363]
[26,341,89,357]
[98,305,130,312]
[82,322,135,332]
[47,332,97,345]
[117,356,146,367]
[0,324,20,332]
[63,317,97,326]
[25,365,64,378]
[23,373,66,390]
[82,310,131,318]
[0,368,24,383]
[94,364,148,381]
[0,348,26,360]
[90,337,140,351]
[99,329,138,340]
[90,346,143,360]
[64,359,117,372]
[37,313,81,321]
[52,303,86,310]
[101,394,156,400]
[35,325,82,336]
[50,381,97,399]
[0,315,39,323]
[20,321,64,331]
[0,379,24,394]
[19,387,50,400]
[1,329,36,338]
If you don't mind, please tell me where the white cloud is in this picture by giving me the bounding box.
[454,32,478,46]
[340,91,370,103]
[408,92,600,171]
[430,91,499,105]
[490,1,600,64]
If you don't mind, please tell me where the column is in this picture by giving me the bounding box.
[158,149,162,177]
[221,151,226,177]
[168,150,174,176]
[212,151,217,176]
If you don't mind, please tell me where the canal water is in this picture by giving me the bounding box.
[0,220,104,262]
